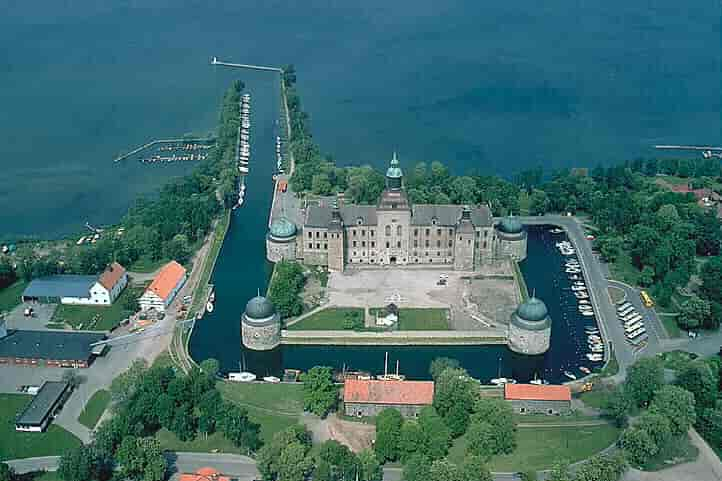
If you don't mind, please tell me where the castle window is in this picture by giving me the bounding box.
[353,230,357,237]
[362,230,365,236]
[426,252,429,256]
[415,258,419,263]
[308,243,312,249]
[386,242,390,248]
[437,228,441,236]
[316,231,320,238]
[397,241,401,248]
[362,251,366,256]
[436,240,441,247]
[468,240,472,245]
[448,250,452,256]
[414,240,418,248]
[371,241,376,248]
[414,229,418,236]
[425,229,430,236]
[448,240,453,247]
[484,230,488,237]
[353,251,357,256]
[432,218,437,226]
[316,243,320,249]
[308,232,312,238]
[362,241,366,247]
[324,232,327,239]
[483,241,487,249]
[357,218,363,225]
[459,236,462,241]
[397,225,402,236]
[353,241,357,247]
[370,230,375,237]
[449,229,453,235]
[476,231,480,238]
[324,243,328,249]
[385,226,391,236]
[437,251,440,256]
[425,240,429,248]
[371,259,375,263]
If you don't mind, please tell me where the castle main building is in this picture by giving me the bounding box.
[267,153,527,271]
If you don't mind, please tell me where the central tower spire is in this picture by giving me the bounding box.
[385,151,403,190]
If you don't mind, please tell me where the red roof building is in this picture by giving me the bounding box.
[343,379,434,418]
[179,467,230,481]
[138,260,187,312]
[504,384,572,415]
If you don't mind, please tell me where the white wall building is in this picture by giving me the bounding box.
[139,261,187,313]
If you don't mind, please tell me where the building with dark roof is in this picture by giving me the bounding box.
[21,263,128,306]
[15,381,70,432]
[269,153,527,271]
[0,329,106,368]
[241,296,280,351]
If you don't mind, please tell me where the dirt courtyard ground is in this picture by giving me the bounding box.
[326,264,519,332]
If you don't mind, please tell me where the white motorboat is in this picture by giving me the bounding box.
[571,285,587,292]
[263,376,281,383]
[206,301,214,312]
[578,299,591,305]
[490,377,517,386]
[566,268,582,274]
[550,228,564,234]
[563,371,577,380]
[574,291,589,299]
[586,354,603,361]
[579,367,591,375]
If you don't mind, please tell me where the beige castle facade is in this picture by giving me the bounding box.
[267,153,527,271]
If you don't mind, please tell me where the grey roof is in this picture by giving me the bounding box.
[16,381,69,426]
[305,205,378,227]
[245,296,276,319]
[0,330,106,361]
[23,275,97,299]
[411,205,492,227]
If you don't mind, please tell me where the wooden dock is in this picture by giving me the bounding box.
[210,56,282,73]
[114,138,213,162]
[654,145,722,151]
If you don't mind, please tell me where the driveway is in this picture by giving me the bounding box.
[3,303,56,331]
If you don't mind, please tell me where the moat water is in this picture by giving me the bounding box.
[2,1,719,239]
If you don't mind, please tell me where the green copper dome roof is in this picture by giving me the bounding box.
[269,217,297,238]
[516,297,549,322]
[386,152,403,179]
[245,296,276,319]
[498,216,524,234]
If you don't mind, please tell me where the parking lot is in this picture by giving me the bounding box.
[3,303,57,331]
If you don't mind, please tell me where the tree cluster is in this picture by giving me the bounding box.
[546,453,627,481]
[300,366,338,417]
[268,260,306,319]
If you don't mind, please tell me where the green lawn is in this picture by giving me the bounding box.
[449,424,620,471]
[657,350,698,372]
[0,394,81,461]
[287,308,365,330]
[608,252,640,286]
[50,286,142,331]
[0,280,28,314]
[217,381,305,442]
[579,388,612,410]
[599,350,619,377]
[128,256,169,273]
[156,428,246,455]
[658,314,682,338]
[640,434,698,471]
[397,308,450,330]
[78,389,111,429]
[27,472,61,481]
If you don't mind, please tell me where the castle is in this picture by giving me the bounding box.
[267,153,527,271]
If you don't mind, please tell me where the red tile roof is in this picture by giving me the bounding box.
[146,261,186,301]
[670,185,712,201]
[179,467,230,481]
[504,384,571,402]
[98,262,126,290]
[343,379,434,406]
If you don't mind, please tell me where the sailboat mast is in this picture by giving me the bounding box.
[384,352,388,377]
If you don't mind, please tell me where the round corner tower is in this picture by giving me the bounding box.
[266,217,297,262]
[241,296,281,351]
[508,296,551,355]
[495,216,527,261]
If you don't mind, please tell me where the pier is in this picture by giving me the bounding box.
[654,145,722,151]
[210,56,282,73]
[114,138,213,162]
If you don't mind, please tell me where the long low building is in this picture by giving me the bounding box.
[15,381,70,432]
[0,326,106,368]
[343,379,434,418]
[504,383,572,415]
[139,260,187,313]
[21,262,128,306]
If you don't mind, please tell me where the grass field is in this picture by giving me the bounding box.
[608,252,640,286]
[658,314,682,338]
[78,389,111,429]
[50,286,142,331]
[217,381,305,442]
[0,280,28,314]
[449,423,620,471]
[287,308,365,330]
[397,308,450,330]
[579,388,613,410]
[0,394,81,461]
[189,211,231,317]
[657,350,698,371]
[128,256,169,273]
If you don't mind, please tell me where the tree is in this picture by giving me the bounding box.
[433,367,477,436]
[650,385,696,436]
[357,449,382,481]
[470,397,516,455]
[573,452,627,481]
[700,256,722,304]
[429,357,461,380]
[374,408,403,462]
[398,420,425,462]
[625,357,664,407]
[0,464,14,481]
[596,235,624,263]
[277,442,313,481]
[639,266,655,287]
[460,455,492,481]
[116,436,167,481]
[199,358,220,378]
[58,445,102,481]
[677,361,718,412]
[257,425,311,481]
[418,406,451,460]
[636,410,672,449]
[268,261,305,318]
[300,366,337,417]
[518,470,537,481]
[547,459,571,481]
[110,359,148,404]
[528,189,550,215]
[621,426,657,465]
[603,386,631,427]
[677,295,711,330]
[465,421,496,460]
[315,440,358,481]
[402,454,432,481]
[219,403,261,451]
[61,369,84,389]
[429,459,461,481]
[698,408,722,446]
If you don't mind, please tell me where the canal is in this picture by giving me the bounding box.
[190,79,602,384]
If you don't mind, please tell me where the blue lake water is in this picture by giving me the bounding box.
[1,0,719,238]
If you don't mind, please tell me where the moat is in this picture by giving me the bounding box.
[189,78,603,384]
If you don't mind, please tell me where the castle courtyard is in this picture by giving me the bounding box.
[325,262,520,331]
